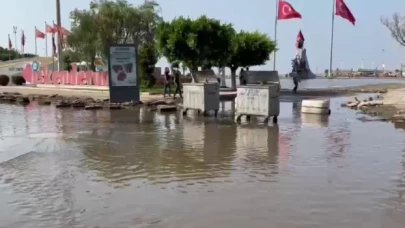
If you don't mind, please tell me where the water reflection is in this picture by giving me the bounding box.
[68,110,240,191]
[324,120,351,166]
[301,114,329,128]
[236,125,279,182]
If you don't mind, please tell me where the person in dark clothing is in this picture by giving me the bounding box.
[292,76,299,93]
[173,68,183,98]
[239,68,245,85]
[163,68,172,97]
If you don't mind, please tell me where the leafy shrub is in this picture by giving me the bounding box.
[0,75,10,86]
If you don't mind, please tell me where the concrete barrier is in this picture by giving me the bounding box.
[301,99,331,115]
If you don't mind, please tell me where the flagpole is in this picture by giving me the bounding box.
[45,22,48,57]
[56,0,63,71]
[13,26,17,54]
[328,0,335,78]
[273,0,279,71]
[34,27,38,56]
[52,33,55,71]
[8,34,11,60]
[21,30,24,56]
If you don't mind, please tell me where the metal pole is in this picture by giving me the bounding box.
[56,0,63,71]
[273,0,279,71]
[21,30,24,55]
[8,34,11,60]
[13,26,17,54]
[34,27,38,56]
[52,34,55,72]
[328,0,335,78]
[45,22,48,57]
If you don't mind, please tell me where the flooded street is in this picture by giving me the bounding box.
[1,97,405,227]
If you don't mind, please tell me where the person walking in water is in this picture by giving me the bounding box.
[163,67,172,97]
[173,67,183,98]
[239,68,246,85]
[292,75,299,93]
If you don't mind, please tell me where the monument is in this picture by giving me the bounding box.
[290,30,316,92]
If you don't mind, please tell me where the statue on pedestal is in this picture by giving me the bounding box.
[290,30,316,93]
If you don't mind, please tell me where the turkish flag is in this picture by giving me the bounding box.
[52,34,56,56]
[335,0,355,25]
[53,23,61,33]
[60,27,69,36]
[297,30,304,41]
[21,31,26,47]
[8,35,12,50]
[278,0,302,20]
[46,24,55,33]
[35,28,45,39]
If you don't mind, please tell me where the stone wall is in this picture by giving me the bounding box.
[245,71,279,84]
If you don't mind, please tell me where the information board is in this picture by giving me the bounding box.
[107,44,140,103]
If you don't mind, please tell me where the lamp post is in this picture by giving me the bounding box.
[56,0,63,71]
[12,26,17,53]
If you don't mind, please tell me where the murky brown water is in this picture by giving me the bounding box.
[1,97,405,228]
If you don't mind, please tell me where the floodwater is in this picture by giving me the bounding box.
[226,78,405,89]
[0,97,405,228]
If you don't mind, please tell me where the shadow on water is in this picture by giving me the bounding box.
[1,99,405,227]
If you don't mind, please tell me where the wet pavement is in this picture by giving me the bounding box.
[0,96,405,228]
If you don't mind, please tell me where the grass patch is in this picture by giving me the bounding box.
[140,85,164,94]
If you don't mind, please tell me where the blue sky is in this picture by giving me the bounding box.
[1,0,404,73]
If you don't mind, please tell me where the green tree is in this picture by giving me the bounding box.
[67,0,162,85]
[192,16,235,68]
[89,0,161,58]
[227,31,276,90]
[67,8,98,70]
[0,46,36,61]
[139,43,160,87]
[157,15,235,81]
[157,17,197,69]
[62,50,81,71]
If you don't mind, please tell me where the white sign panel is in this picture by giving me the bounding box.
[109,46,137,86]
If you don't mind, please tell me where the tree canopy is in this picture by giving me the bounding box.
[67,0,161,77]
[0,47,36,61]
[66,1,276,89]
[157,16,276,88]
[157,15,235,71]
[227,31,276,89]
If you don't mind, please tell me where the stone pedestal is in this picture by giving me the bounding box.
[235,84,280,124]
[182,83,220,116]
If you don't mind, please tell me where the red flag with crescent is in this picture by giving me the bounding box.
[277,0,302,20]
[335,0,355,25]
[296,30,304,48]
[297,30,304,42]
